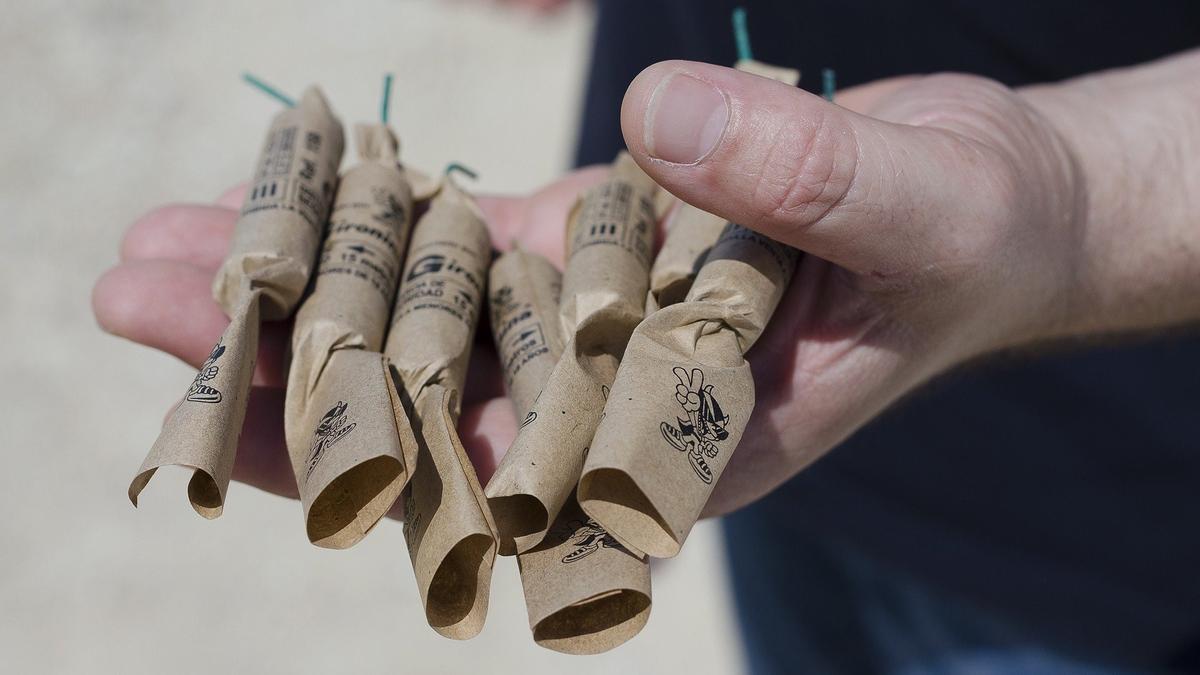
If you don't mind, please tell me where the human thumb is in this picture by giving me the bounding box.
[621,60,972,273]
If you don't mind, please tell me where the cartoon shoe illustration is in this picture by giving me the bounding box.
[185,343,226,404]
[560,518,626,563]
[689,447,714,484]
[660,420,692,453]
[186,384,222,404]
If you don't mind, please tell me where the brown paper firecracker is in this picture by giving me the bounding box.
[485,153,658,557]
[130,88,344,518]
[487,247,565,424]
[518,496,652,654]
[647,61,799,314]
[646,202,727,314]
[386,175,497,640]
[734,58,801,84]
[488,248,652,654]
[578,224,800,558]
[283,124,420,549]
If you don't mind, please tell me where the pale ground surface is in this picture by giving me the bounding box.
[0,1,744,673]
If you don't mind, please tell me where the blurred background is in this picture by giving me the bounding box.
[0,1,743,673]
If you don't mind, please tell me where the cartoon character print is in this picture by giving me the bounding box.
[304,401,357,479]
[560,517,627,564]
[185,342,225,404]
[660,367,730,484]
[374,188,407,228]
[489,284,516,318]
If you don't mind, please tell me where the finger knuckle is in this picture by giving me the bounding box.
[911,73,1017,112]
[748,108,857,232]
[902,73,1027,145]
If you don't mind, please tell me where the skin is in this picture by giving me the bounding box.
[491,0,572,13]
[93,50,1200,517]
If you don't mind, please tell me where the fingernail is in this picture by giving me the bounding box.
[644,73,729,165]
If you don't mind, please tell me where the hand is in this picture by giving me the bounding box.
[93,168,608,505]
[96,53,1200,521]
[673,367,703,413]
[619,61,1148,516]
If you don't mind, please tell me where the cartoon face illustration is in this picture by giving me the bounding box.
[660,367,730,484]
[560,517,627,564]
[185,342,225,404]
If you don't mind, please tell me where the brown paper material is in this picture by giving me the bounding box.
[130,88,344,517]
[129,291,262,517]
[579,224,800,557]
[386,177,497,639]
[485,249,652,653]
[647,203,728,313]
[214,88,345,320]
[733,58,802,86]
[486,153,658,556]
[646,61,798,315]
[284,124,418,548]
[402,166,442,203]
[517,496,651,654]
[486,248,565,423]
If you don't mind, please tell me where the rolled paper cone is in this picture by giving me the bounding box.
[386,177,497,639]
[647,202,728,313]
[556,153,656,338]
[646,61,798,315]
[486,247,565,424]
[284,123,419,549]
[518,496,651,654]
[733,58,801,86]
[403,166,442,203]
[213,88,345,320]
[129,291,262,518]
[485,248,566,555]
[486,152,658,556]
[579,224,800,558]
[130,87,343,517]
[484,248,652,652]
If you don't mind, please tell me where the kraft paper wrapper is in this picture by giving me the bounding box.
[579,224,800,557]
[487,248,565,423]
[518,495,651,654]
[647,203,727,313]
[647,62,798,314]
[485,248,652,653]
[284,124,418,549]
[386,178,497,639]
[403,166,442,203]
[486,153,657,556]
[734,58,801,86]
[129,88,343,517]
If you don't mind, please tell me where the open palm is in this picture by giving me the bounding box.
[93,167,609,506]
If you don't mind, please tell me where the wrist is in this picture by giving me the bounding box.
[1021,51,1200,339]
